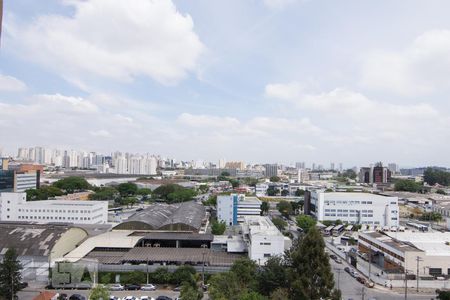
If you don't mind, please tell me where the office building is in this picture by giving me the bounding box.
[242,216,286,265]
[263,164,278,178]
[217,194,262,226]
[225,161,245,170]
[0,192,108,224]
[304,191,399,227]
[359,162,391,184]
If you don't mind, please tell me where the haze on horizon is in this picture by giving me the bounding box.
[1,0,450,167]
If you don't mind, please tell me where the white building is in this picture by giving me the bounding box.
[0,192,108,224]
[217,194,262,226]
[306,191,399,227]
[255,183,269,197]
[242,216,286,265]
[15,172,38,192]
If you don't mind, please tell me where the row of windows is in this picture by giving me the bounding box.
[324,209,373,213]
[18,208,91,214]
[324,200,374,205]
[18,215,91,221]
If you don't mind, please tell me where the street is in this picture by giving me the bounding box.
[330,257,437,300]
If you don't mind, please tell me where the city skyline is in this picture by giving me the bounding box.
[2,1,450,166]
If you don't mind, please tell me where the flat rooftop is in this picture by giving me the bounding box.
[22,200,106,207]
[361,231,422,253]
[385,231,450,256]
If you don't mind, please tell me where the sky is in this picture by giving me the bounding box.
[1,0,450,167]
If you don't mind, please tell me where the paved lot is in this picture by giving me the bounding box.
[330,257,437,300]
[18,288,181,300]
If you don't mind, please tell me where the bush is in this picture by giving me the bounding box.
[121,271,146,284]
[151,267,172,284]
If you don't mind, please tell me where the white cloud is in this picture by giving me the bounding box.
[265,82,448,153]
[0,74,27,92]
[264,82,302,100]
[6,0,204,85]
[361,29,450,95]
[177,113,240,128]
[263,0,300,10]
[89,129,111,138]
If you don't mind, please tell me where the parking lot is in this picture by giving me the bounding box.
[17,288,182,300]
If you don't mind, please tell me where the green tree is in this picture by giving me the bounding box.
[137,188,152,196]
[203,194,217,206]
[153,184,190,201]
[0,248,23,299]
[424,168,450,186]
[271,218,287,231]
[53,176,91,193]
[198,184,209,193]
[99,272,112,284]
[294,189,305,197]
[180,282,203,300]
[211,220,227,235]
[394,179,422,192]
[296,215,316,233]
[122,271,146,284]
[267,186,277,196]
[209,271,241,300]
[229,179,240,189]
[257,257,288,297]
[342,169,357,179]
[437,289,450,300]
[88,186,118,200]
[260,201,269,215]
[230,258,258,290]
[172,265,196,286]
[89,285,110,300]
[270,176,280,182]
[26,186,64,201]
[281,190,289,196]
[288,227,340,300]
[270,288,290,300]
[243,177,258,187]
[420,212,442,222]
[240,291,268,300]
[151,267,172,284]
[436,189,447,195]
[117,182,138,196]
[167,189,197,203]
[277,201,293,217]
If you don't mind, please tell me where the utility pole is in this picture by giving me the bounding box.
[368,246,372,282]
[202,251,206,285]
[146,257,149,284]
[335,268,341,290]
[361,286,365,300]
[404,268,408,300]
[416,256,423,293]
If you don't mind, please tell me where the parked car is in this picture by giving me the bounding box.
[173,286,181,291]
[344,267,350,273]
[334,258,343,264]
[329,254,337,260]
[125,284,141,290]
[356,276,366,285]
[19,282,28,289]
[365,280,375,288]
[69,295,86,300]
[156,297,172,300]
[76,282,91,290]
[140,297,155,300]
[124,297,136,300]
[351,271,359,278]
[58,294,68,300]
[109,284,125,291]
[109,296,120,300]
[141,283,157,291]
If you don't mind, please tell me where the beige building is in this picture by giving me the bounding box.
[359,231,450,277]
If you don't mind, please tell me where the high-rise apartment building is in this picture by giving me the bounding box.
[263,164,278,178]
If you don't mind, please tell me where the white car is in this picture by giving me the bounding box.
[109,284,125,291]
[141,283,157,291]
[124,297,136,300]
[140,297,155,300]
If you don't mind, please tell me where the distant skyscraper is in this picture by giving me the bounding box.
[263,164,278,178]
[339,163,343,172]
[312,163,316,170]
[330,163,335,170]
[388,163,398,174]
[295,162,305,169]
[218,159,226,169]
